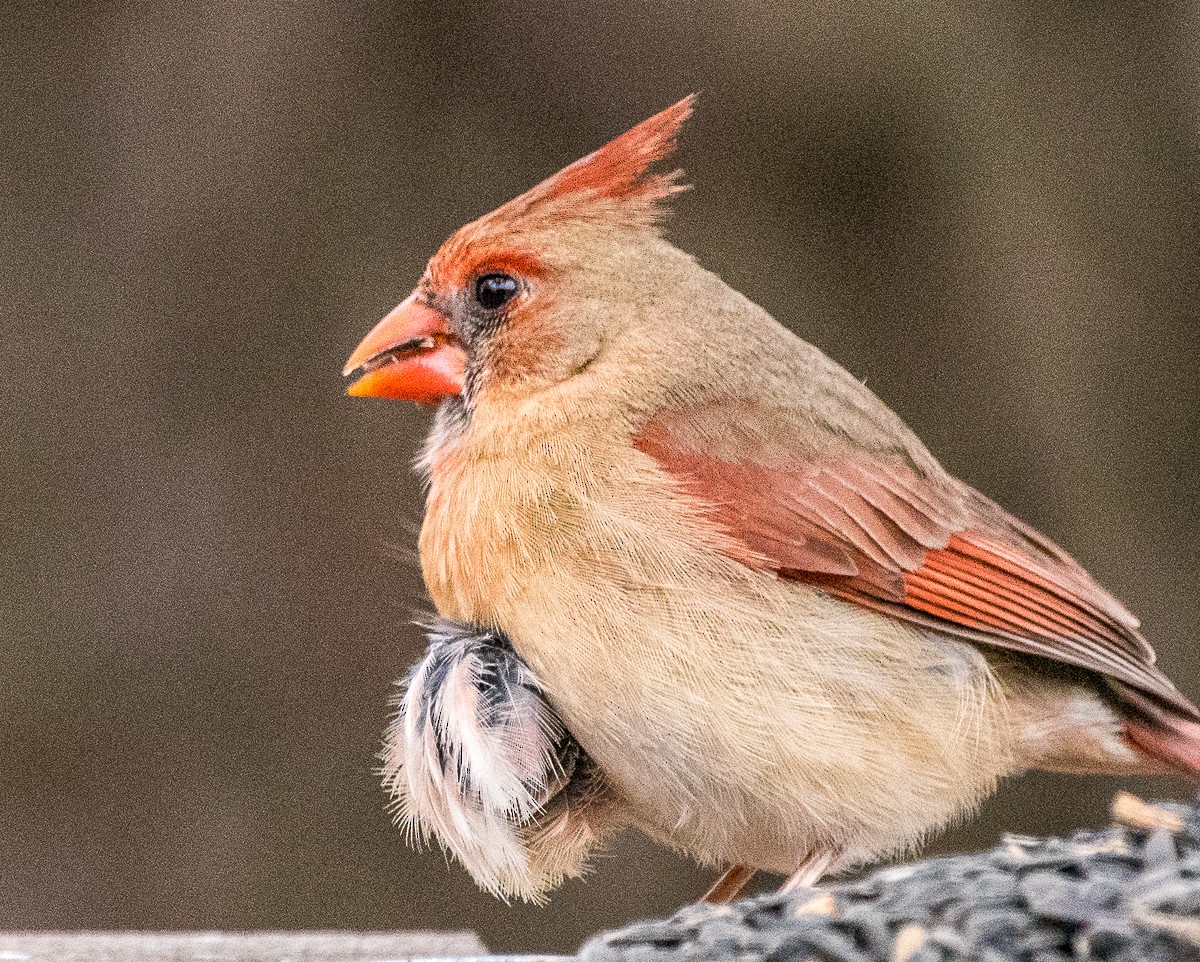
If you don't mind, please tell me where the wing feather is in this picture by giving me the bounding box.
[635,404,1195,716]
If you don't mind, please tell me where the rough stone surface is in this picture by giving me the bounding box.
[580,797,1200,962]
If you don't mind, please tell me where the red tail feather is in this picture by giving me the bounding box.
[1125,713,1200,777]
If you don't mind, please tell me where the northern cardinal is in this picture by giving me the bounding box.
[347,96,1200,903]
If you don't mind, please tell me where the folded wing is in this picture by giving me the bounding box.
[636,401,1195,717]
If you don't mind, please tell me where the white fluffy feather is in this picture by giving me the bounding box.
[380,622,622,901]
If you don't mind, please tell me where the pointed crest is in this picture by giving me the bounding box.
[489,95,697,231]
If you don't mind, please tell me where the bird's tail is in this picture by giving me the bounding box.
[1118,684,1200,777]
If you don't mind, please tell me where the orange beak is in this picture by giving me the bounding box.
[343,293,467,403]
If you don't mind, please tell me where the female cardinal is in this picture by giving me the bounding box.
[346,96,1200,903]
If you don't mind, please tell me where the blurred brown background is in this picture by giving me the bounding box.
[3,0,1198,952]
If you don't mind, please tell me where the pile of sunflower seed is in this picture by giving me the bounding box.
[580,794,1200,962]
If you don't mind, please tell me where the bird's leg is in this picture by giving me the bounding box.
[700,864,757,904]
[778,850,836,894]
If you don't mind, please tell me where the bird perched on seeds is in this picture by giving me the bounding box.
[346,96,1200,904]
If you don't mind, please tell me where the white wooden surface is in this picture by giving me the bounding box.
[0,931,492,962]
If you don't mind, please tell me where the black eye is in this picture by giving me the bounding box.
[475,273,520,310]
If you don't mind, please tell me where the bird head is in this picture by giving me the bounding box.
[343,96,700,408]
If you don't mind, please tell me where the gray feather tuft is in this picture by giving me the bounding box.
[381,619,623,902]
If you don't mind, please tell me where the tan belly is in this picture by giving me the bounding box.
[490,560,1018,873]
[419,434,1016,873]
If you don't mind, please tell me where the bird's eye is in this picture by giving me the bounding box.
[474,273,520,310]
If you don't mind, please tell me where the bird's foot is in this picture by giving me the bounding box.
[700,864,757,904]
[778,850,836,894]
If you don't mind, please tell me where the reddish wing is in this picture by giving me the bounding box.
[636,410,1194,715]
